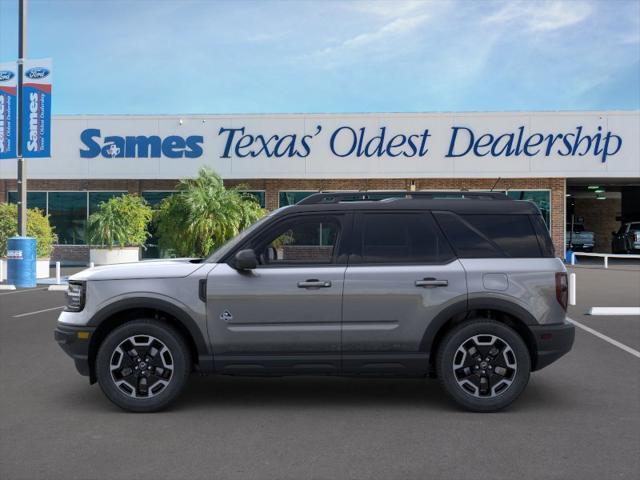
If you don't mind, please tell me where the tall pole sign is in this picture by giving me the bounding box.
[16,0,27,236]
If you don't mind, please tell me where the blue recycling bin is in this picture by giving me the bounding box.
[7,236,37,288]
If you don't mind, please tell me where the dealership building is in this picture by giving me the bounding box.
[1,111,639,263]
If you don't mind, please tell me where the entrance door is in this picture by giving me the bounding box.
[207,214,348,374]
[342,211,467,374]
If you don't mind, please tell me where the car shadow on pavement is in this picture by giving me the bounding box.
[55,373,575,414]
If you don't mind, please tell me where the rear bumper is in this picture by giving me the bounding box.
[530,319,575,371]
[54,323,95,377]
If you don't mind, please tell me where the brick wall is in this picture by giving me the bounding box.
[573,197,621,253]
[1,177,567,258]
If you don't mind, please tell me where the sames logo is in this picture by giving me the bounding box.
[79,129,204,158]
[25,67,50,80]
[0,71,15,82]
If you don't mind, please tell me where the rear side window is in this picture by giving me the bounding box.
[461,214,542,257]
[357,213,454,264]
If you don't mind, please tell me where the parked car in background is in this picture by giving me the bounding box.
[566,223,595,252]
[612,221,640,253]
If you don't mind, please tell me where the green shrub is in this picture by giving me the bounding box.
[0,202,57,258]
[155,168,266,257]
[87,194,152,248]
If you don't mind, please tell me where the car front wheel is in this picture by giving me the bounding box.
[436,319,530,412]
[96,319,191,412]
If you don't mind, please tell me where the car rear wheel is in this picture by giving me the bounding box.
[436,319,530,412]
[96,320,191,412]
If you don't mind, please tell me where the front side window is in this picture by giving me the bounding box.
[254,217,340,266]
[358,213,454,264]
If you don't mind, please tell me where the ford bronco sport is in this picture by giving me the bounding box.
[55,191,575,412]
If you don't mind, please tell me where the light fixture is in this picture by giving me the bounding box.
[565,193,572,197]
[596,196,606,200]
[587,185,599,190]
[595,189,605,193]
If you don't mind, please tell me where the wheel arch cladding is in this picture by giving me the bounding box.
[424,298,538,372]
[87,298,208,384]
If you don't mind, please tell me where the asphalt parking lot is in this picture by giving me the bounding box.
[1,266,639,480]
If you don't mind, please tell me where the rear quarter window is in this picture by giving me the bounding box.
[434,212,545,258]
[461,214,542,258]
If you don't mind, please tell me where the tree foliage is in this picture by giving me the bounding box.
[0,202,57,258]
[155,168,266,257]
[87,194,152,248]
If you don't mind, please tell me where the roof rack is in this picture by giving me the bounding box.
[297,191,510,205]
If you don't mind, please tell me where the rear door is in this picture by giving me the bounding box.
[341,211,467,374]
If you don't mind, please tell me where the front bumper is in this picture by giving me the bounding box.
[54,323,95,377]
[530,320,575,371]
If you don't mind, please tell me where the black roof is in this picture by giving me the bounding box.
[277,191,541,216]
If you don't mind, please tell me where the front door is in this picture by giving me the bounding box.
[341,211,467,374]
[207,214,349,374]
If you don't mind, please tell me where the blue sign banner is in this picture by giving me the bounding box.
[0,62,17,160]
[22,58,52,158]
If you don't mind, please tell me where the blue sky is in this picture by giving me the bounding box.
[1,0,638,114]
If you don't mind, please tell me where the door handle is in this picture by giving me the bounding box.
[415,278,448,288]
[297,279,332,288]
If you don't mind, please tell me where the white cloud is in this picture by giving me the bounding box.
[485,0,592,32]
[306,1,446,64]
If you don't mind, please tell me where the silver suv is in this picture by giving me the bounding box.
[55,192,575,412]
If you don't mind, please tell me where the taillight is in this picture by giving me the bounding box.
[555,272,568,311]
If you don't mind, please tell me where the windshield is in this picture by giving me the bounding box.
[206,208,286,263]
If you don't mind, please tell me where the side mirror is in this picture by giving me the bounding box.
[234,249,257,270]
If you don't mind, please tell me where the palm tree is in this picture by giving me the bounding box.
[155,168,266,257]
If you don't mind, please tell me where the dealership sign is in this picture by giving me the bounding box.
[22,58,52,158]
[79,123,623,163]
[0,62,17,160]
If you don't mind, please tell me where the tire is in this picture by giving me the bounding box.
[96,319,191,412]
[436,319,530,412]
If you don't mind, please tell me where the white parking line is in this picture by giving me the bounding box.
[0,287,48,296]
[567,317,640,359]
[587,307,640,316]
[13,306,65,318]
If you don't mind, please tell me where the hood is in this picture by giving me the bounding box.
[69,258,207,281]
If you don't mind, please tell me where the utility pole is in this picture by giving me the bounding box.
[17,0,27,236]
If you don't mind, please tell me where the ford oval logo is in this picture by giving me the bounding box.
[25,67,50,80]
[0,70,15,82]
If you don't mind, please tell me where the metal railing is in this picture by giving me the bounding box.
[571,252,640,269]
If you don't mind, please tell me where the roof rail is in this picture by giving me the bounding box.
[297,191,510,205]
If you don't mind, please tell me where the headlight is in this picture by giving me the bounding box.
[65,281,86,312]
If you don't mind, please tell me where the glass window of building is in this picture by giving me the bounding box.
[507,191,551,227]
[88,191,127,215]
[239,191,266,208]
[7,191,47,212]
[141,191,175,208]
[278,191,317,207]
[48,192,88,245]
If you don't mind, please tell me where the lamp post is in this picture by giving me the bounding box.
[17,0,27,236]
